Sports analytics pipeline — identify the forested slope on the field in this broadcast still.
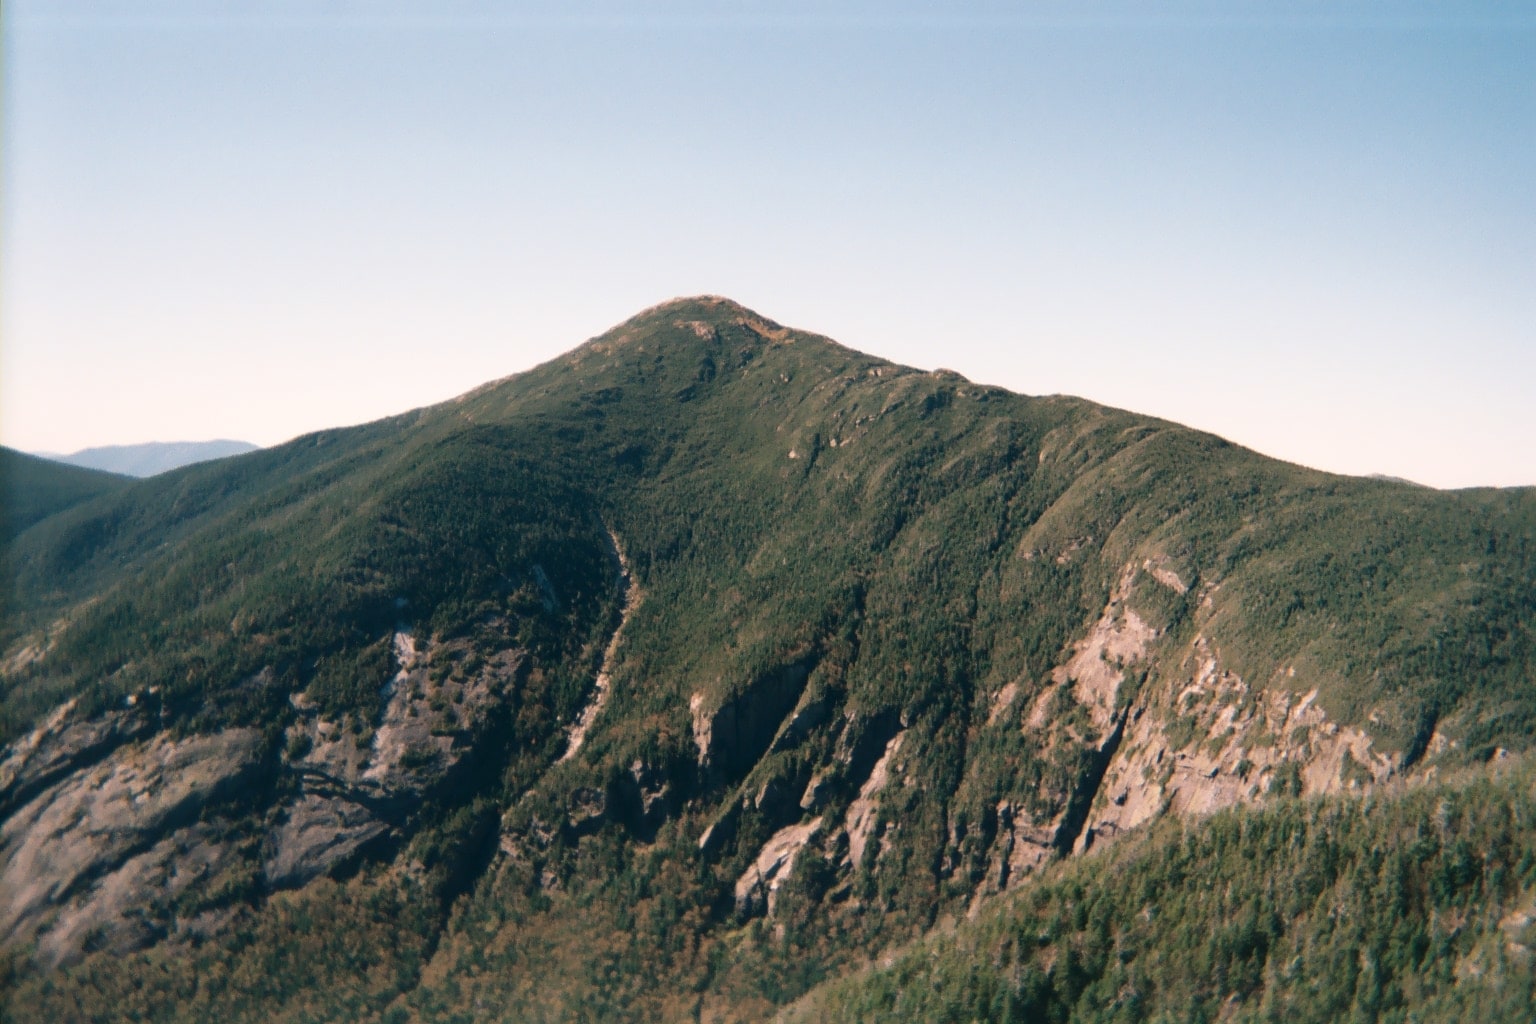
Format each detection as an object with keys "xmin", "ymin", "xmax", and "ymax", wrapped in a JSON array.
[
  {"xmin": 0, "ymin": 448, "xmax": 130, "ymax": 541},
  {"xmin": 2, "ymin": 297, "xmax": 1532, "ymax": 1021},
  {"xmin": 787, "ymin": 759, "xmax": 1536, "ymax": 1024}
]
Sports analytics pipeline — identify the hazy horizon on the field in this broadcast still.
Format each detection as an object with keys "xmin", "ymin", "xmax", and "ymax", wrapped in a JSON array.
[{"xmin": 4, "ymin": 1, "xmax": 1532, "ymax": 488}]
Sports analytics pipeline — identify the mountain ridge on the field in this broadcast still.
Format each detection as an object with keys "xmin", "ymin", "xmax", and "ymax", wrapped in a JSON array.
[
  {"xmin": 0, "ymin": 448, "xmax": 133, "ymax": 542},
  {"xmin": 1, "ymin": 297, "xmax": 1532, "ymax": 1021}
]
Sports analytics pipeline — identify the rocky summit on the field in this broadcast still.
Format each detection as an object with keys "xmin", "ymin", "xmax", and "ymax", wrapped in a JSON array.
[{"xmin": 2, "ymin": 298, "xmax": 1533, "ymax": 1022}]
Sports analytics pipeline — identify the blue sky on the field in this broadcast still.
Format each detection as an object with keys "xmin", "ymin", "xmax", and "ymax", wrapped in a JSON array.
[{"xmin": 3, "ymin": 1, "xmax": 1532, "ymax": 487}]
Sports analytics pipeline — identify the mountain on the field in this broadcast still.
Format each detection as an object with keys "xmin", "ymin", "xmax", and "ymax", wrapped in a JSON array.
[
  {"xmin": 0, "ymin": 447, "xmax": 132, "ymax": 541},
  {"xmin": 37, "ymin": 439, "xmax": 260, "ymax": 478},
  {"xmin": 1, "ymin": 297, "xmax": 1532, "ymax": 1022}
]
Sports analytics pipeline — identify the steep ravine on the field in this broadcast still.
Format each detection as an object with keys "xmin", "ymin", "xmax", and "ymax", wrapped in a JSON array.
[{"xmin": 559, "ymin": 525, "xmax": 640, "ymax": 764}]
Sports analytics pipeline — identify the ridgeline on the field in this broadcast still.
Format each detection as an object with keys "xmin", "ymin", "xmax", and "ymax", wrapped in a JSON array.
[{"xmin": 3, "ymin": 298, "xmax": 1532, "ymax": 1022}]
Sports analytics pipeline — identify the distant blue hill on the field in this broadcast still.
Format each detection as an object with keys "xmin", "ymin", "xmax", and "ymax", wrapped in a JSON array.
[{"xmin": 37, "ymin": 439, "xmax": 260, "ymax": 477}]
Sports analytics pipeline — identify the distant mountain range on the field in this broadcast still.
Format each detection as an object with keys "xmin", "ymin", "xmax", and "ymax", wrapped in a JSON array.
[
  {"xmin": 1, "ymin": 298, "xmax": 1532, "ymax": 1022},
  {"xmin": 34, "ymin": 439, "xmax": 259, "ymax": 478}
]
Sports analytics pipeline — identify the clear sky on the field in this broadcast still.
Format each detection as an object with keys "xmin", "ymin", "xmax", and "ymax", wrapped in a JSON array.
[{"xmin": 3, "ymin": 1, "xmax": 1532, "ymax": 488}]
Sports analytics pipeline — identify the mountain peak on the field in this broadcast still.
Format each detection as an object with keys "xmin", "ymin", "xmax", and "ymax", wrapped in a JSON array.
[
  {"xmin": 633, "ymin": 294, "xmax": 759, "ymax": 318},
  {"xmin": 613, "ymin": 295, "xmax": 790, "ymax": 339},
  {"xmin": 555, "ymin": 296, "xmax": 801, "ymax": 372}
]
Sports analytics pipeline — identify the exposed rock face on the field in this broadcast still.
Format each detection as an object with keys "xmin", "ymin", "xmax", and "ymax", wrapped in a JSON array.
[
  {"xmin": 1027, "ymin": 563, "xmax": 1155, "ymax": 736},
  {"xmin": 1078, "ymin": 638, "xmax": 1397, "ymax": 851},
  {"xmin": 264, "ymin": 793, "xmax": 388, "ymax": 890},
  {"xmin": 0, "ymin": 548, "xmax": 1444, "ymax": 978},
  {"xmin": 0, "ymin": 727, "xmax": 264, "ymax": 966},
  {"xmin": 0, "ymin": 698, "xmax": 153, "ymax": 819},
  {"xmin": 0, "ymin": 622, "xmax": 528, "ymax": 965},
  {"xmin": 937, "ymin": 564, "xmax": 1163, "ymax": 892},
  {"xmin": 1021, "ymin": 562, "xmax": 1399, "ymax": 870},
  {"xmin": 842, "ymin": 732, "xmax": 903, "ymax": 868},
  {"xmin": 731, "ymin": 715, "xmax": 908, "ymax": 920},
  {"xmin": 696, "ymin": 556, "xmax": 1432, "ymax": 932},
  {"xmin": 953, "ymin": 558, "xmax": 1409, "ymax": 903},
  {"xmin": 692, "ymin": 654, "xmax": 818, "ymax": 779},
  {"xmin": 366, "ymin": 632, "xmax": 517, "ymax": 787},
  {"xmin": 734, "ymin": 817, "xmax": 823, "ymax": 918},
  {"xmin": 799, "ymin": 770, "xmax": 835, "ymax": 812},
  {"xmin": 270, "ymin": 629, "xmax": 524, "ymax": 886},
  {"xmin": 989, "ymin": 802, "xmax": 1057, "ymax": 892},
  {"xmin": 28, "ymin": 825, "xmax": 242, "ymax": 968}
]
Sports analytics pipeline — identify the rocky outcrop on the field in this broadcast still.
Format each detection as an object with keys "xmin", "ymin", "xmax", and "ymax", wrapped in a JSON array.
[
  {"xmin": 1027, "ymin": 563, "xmax": 1156, "ymax": 737},
  {"xmin": 691, "ymin": 653, "xmax": 818, "ymax": 780},
  {"xmin": 1077, "ymin": 636, "xmax": 1398, "ymax": 851},
  {"xmin": 971, "ymin": 559, "xmax": 1408, "ymax": 896},
  {"xmin": 270, "ymin": 629, "xmax": 524, "ymax": 886},
  {"xmin": 0, "ymin": 538, "xmax": 1435, "ymax": 983},
  {"xmin": 947, "ymin": 564, "xmax": 1161, "ymax": 885},
  {"xmin": 0, "ymin": 697, "xmax": 154, "ymax": 819},
  {"xmin": 0, "ymin": 618, "xmax": 531, "ymax": 967},
  {"xmin": 0, "ymin": 727, "xmax": 264, "ymax": 966},
  {"xmin": 988, "ymin": 802, "xmax": 1058, "ymax": 891},
  {"xmin": 28, "ymin": 824, "xmax": 242, "ymax": 968},
  {"xmin": 264, "ymin": 793, "xmax": 388, "ymax": 889},
  {"xmin": 734, "ymin": 817, "xmax": 824, "ymax": 918},
  {"xmin": 707, "ymin": 557, "xmax": 1430, "ymax": 929},
  {"xmin": 842, "ymin": 732, "xmax": 903, "ymax": 868},
  {"xmin": 799, "ymin": 718, "xmax": 891, "ymax": 815},
  {"xmin": 730, "ymin": 715, "xmax": 907, "ymax": 919}
]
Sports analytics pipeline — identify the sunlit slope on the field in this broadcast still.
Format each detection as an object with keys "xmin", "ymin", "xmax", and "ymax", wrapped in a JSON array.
[
  {"xmin": 8, "ymin": 297, "xmax": 1529, "ymax": 755},
  {"xmin": 1, "ymin": 297, "xmax": 1532, "ymax": 1021}
]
